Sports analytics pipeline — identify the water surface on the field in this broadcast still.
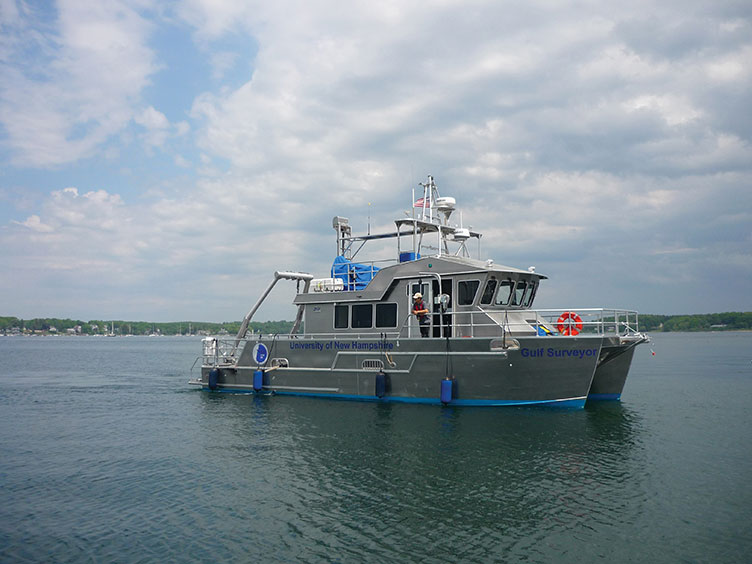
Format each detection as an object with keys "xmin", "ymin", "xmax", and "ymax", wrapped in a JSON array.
[{"xmin": 1, "ymin": 333, "xmax": 750, "ymax": 562}]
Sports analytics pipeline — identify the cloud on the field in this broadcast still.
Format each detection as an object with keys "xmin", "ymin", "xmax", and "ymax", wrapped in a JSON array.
[
  {"xmin": 209, "ymin": 50, "xmax": 238, "ymax": 80},
  {"xmin": 13, "ymin": 214, "xmax": 54, "ymax": 232},
  {"xmin": 0, "ymin": 0, "xmax": 157, "ymax": 166},
  {"xmin": 1, "ymin": 0, "xmax": 751, "ymax": 319},
  {"xmin": 183, "ymin": 1, "xmax": 752, "ymax": 183},
  {"xmin": 0, "ymin": 176, "xmax": 339, "ymax": 319},
  {"xmin": 134, "ymin": 106, "xmax": 172, "ymax": 147}
]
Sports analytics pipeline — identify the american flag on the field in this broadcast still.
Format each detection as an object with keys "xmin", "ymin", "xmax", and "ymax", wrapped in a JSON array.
[{"xmin": 413, "ymin": 197, "xmax": 431, "ymax": 208}]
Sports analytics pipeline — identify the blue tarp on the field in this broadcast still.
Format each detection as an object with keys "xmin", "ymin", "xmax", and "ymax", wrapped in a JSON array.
[{"xmin": 331, "ymin": 255, "xmax": 380, "ymax": 291}]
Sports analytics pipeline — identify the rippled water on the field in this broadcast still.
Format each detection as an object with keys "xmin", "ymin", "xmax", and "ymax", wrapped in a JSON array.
[{"xmin": 1, "ymin": 333, "xmax": 750, "ymax": 563}]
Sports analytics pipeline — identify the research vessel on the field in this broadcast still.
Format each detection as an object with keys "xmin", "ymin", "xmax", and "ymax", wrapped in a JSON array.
[{"xmin": 190, "ymin": 176, "xmax": 647, "ymax": 407}]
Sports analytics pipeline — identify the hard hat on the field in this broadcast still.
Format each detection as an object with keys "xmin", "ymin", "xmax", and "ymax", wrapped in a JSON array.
[{"xmin": 413, "ymin": 292, "xmax": 422, "ymax": 299}]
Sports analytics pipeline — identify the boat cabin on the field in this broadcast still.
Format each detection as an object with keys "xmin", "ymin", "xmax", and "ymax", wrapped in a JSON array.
[
  {"xmin": 297, "ymin": 255, "xmax": 545, "ymax": 338},
  {"xmin": 292, "ymin": 176, "xmax": 547, "ymax": 339}
]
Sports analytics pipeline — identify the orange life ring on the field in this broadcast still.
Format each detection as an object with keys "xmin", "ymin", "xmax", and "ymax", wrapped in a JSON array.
[{"xmin": 556, "ymin": 311, "xmax": 583, "ymax": 336}]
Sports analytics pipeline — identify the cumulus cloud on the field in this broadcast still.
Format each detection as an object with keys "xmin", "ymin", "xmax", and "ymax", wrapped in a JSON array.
[
  {"xmin": 14, "ymin": 214, "xmax": 54, "ymax": 233},
  {"xmin": 0, "ymin": 0, "xmax": 157, "ymax": 166},
  {"xmin": 1, "ymin": 0, "xmax": 751, "ymax": 319},
  {"xmin": 134, "ymin": 106, "xmax": 169, "ymax": 146},
  {"xmin": 132, "ymin": 105, "xmax": 190, "ymax": 149},
  {"xmin": 184, "ymin": 1, "xmax": 751, "ymax": 180},
  {"xmin": 0, "ymin": 177, "xmax": 334, "ymax": 319}
]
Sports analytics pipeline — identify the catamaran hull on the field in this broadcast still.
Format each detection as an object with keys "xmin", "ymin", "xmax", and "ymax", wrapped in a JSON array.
[
  {"xmin": 194, "ymin": 336, "xmax": 603, "ymax": 408},
  {"xmin": 589, "ymin": 337, "xmax": 643, "ymax": 401}
]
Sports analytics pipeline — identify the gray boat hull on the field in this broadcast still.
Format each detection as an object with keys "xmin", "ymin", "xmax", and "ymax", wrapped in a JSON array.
[
  {"xmin": 196, "ymin": 336, "xmax": 605, "ymax": 407},
  {"xmin": 588, "ymin": 336, "xmax": 643, "ymax": 401}
]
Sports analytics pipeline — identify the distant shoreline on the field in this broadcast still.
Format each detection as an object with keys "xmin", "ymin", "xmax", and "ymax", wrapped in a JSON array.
[
  {"xmin": 0, "ymin": 317, "xmax": 293, "ymax": 337},
  {"xmin": 3, "ymin": 313, "xmax": 751, "ymax": 336}
]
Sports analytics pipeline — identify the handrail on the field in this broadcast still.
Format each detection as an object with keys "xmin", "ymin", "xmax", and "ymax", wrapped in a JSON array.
[
  {"xmin": 201, "ymin": 307, "xmax": 643, "ymax": 366},
  {"xmin": 396, "ymin": 312, "xmax": 415, "ymax": 338}
]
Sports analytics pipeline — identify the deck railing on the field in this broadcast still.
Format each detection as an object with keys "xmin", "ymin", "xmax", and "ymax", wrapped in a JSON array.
[
  {"xmin": 394, "ymin": 307, "xmax": 641, "ymax": 339},
  {"xmin": 201, "ymin": 308, "xmax": 643, "ymax": 366},
  {"xmin": 522, "ymin": 308, "xmax": 641, "ymax": 336}
]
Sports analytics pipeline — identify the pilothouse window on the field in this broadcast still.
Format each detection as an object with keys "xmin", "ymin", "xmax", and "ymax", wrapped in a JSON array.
[
  {"xmin": 512, "ymin": 280, "xmax": 527, "ymax": 306},
  {"xmin": 458, "ymin": 280, "xmax": 480, "ymax": 306},
  {"xmin": 524, "ymin": 282, "xmax": 537, "ymax": 307},
  {"xmin": 481, "ymin": 278, "xmax": 497, "ymax": 305},
  {"xmin": 495, "ymin": 280, "xmax": 513, "ymax": 306}
]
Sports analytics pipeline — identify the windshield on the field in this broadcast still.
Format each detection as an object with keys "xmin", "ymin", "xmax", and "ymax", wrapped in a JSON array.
[
  {"xmin": 511, "ymin": 280, "xmax": 527, "ymax": 306},
  {"xmin": 524, "ymin": 282, "xmax": 537, "ymax": 307},
  {"xmin": 480, "ymin": 278, "xmax": 497, "ymax": 305},
  {"xmin": 494, "ymin": 280, "xmax": 513, "ymax": 306}
]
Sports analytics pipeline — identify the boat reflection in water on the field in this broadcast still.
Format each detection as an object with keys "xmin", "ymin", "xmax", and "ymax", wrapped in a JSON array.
[
  {"xmin": 190, "ymin": 176, "xmax": 648, "ymax": 407},
  {"xmin": 194, "ymin": 392, "xmax": 646, "ymax": 561}
]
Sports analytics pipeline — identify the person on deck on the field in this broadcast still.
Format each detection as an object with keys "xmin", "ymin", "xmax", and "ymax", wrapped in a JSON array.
[{"xmin": 412, "ymin": 293, "xmax": 430, "ymax": 338}]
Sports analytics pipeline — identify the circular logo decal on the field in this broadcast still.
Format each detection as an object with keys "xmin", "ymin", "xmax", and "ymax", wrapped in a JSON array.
[{"xmin": 252, "ymin": 343, "xmax": 269, "ymax": 364}]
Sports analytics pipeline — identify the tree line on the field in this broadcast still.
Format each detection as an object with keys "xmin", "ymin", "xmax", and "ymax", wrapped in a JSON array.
[
  {"xmin": 638, "ymin": 312, "xmax": 752, "ymax": 332},
  {"xmin": 0, "ymin": 317, "xmax": 294, "ymax": 336},
  {"xmin": 2, "ymin": 312, "xmax": 751, "ymax": 335}
]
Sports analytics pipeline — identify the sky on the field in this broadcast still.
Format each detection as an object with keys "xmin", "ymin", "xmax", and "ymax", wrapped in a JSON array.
[{"xmin": 1, "ymin": 0, "xmax": 751, "ymax": 322}]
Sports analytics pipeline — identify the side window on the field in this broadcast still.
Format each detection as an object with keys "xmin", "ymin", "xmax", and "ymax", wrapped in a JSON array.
[
  {"xmin": 495, "ymin": 279, "xmax": 513, "ymax": 305},
  {"xmin": 334, "ymin": 305, "xmax": 348, "ymax": 329},
  {"xmin": 512, "ymin": 280, "xmax": 527, "ymax": 306},
  {"xmin": 480, "ymin": 278, "xmax": 497, "ymax": 305},
  {"xmin": 457, "ymin": 280, "xmax": 480, "ymax": 306},
  {"xmin": 351, "ymin": 304, "xmax": 373, "ymax": 329},
  {"xmin": 375, "ymin": 303, "xmax": 397, "ymax": 327},
  {"xmin": 524, "ymin": 282, "xmax": 537, "ymax": 307}
]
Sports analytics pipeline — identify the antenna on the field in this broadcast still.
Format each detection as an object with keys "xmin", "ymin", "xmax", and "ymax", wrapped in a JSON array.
[{"xmin": 418, "ymin": 175, "xmax": 434, "ymax": 222}]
